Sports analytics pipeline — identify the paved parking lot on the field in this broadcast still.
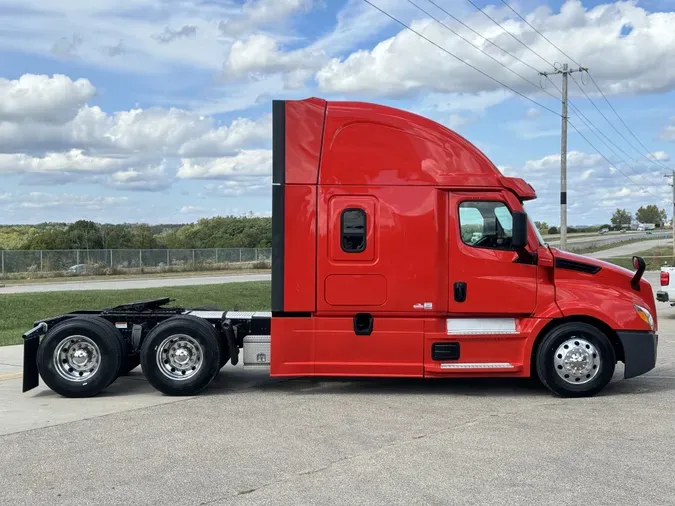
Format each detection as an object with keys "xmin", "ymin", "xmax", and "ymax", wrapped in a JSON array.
[{"xmin": 1, "ymin": 276, "xmax": 674, "ymax": 506}]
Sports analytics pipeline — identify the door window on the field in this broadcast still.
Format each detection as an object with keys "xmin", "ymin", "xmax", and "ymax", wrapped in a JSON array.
[
  {"xmin": 341, "ymin": 208, "xmax": 367, "ymax": 252},
  {"xmin": 458, "ymin": 201, "xmax": 514, "ymax": 249}
]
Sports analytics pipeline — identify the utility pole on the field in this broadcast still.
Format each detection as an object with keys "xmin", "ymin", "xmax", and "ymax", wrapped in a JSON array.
[
  {"xmin": 539, "ymin": 63, "xmax": 588, "ymax": 251},
  {"xmin": 665, "ymin": 171, "xmax": 675, "ymax": 263}
]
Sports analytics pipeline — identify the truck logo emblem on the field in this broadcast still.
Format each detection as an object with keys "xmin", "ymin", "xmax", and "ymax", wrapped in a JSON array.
[
  {"xmin": 413, "ymin": 302, "xmax": 433, "ymax": 310},
  {"xmin": 256, "ymin": 353, "xmax": 267, "ymax": 362}
]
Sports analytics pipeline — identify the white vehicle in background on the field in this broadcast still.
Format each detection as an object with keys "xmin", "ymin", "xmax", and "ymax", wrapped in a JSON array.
[{"xmin": 656, "ymin": 266, "xmax": 675, "ymax": 306}]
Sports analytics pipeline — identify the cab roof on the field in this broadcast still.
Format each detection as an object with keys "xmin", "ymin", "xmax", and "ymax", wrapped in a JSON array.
[{"xmin": 275, "ymin": 97, "xmax": 536, "ymax": 201}]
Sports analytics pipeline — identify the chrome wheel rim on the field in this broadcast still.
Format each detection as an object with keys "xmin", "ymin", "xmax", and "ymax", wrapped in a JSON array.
[
  {"xmin": 554, "ymin": 336, "xmax": 600, "ymax": 385},
  {"xmin": 156, "ymin": 334, "xmax": 203, "ymax": 380},
  {"xmin": 54, "ymin": 335, "xmax": 101, "ymax": 382}
]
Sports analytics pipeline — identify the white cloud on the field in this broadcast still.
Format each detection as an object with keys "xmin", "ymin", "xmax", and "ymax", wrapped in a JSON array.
[
  {"xmin": 152, "ymin": 25, "xmax": 197, "ymax": 44},
  {"xmin": 0, "ymin": 74, "xmax": 273, "ymax": 193},
  {"xmin": 180, "ymin": 205, "xmax": 207, "ymax": 214},
  {"xmin": 224, "ymin": 34, "xmax": 325, "ymax": 80},
  {"xmin": 660, "ymin": 119, "xmax": 675, "ymax": 142},
  {"xmin": 0, "ymin": 74, "xmax": 96, "ymax": 123},
  {"xmin": 650, "ymin": 150, "xmax": 670, "ymax": 161},
  {"xmin": 0, "ymin": 0, "xmax": 237, "ymax": 73},
  {"xmin": 2, "ymin": 191, "xmax": 128, "ymax": 210},
  {"xmin": 0, "ymin": 76, "xmax": 270, "ymax": 157},
  {"xmin": 179, "ymin": 115, "xmax": 272, "ymax": 157},
  {"xmin": 218, "ymin": 0, "xmax": 313, "ymax": 37},
  {"xmin": 177, "ymin": 149, "xmax": 272, "ymax": 180},
  {"xmin": 204, "ymin": 179, "xmax": 271, "ymax": 197},
  {"xmin": 580, "ymin": 168, "xmax": 594, "ymax": 180},
  {"xmin": 510, "ymin": 149, "xmax": 672, "ymax": 226},
  {"xmin": 0, "ymin": 149, "xmax": 124, "ymax": 174},
  {"xmin": 316, "ymin": 1, "xmax": 675, "ymax": 98},
  {"xmin": 526, "ymin": 107, "xmax": 541, "ymax": 119},
  {"xmin": 523, "ymin": 151, "xmax": 604, "ymax": 172},
  {"xmin": 446, "ymin": 114, "xmax": 474, "ymax": 130}
]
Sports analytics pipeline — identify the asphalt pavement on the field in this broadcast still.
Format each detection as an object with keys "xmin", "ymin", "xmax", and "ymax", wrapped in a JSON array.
[{"xmin": 0, "ymin": 273, "xmax": 673, "ymax": 505}]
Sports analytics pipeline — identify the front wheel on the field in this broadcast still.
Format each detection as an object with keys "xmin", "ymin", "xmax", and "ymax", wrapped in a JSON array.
[{"xmin": 535, "ymin": 322, "xmax": 616, "ymax": 398}]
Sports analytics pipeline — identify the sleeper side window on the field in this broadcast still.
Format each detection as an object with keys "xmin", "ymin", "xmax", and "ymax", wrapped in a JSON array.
[
  {"xmin": 341, "ymin": 208, "xmax": 366, "ymax": 252},
  {"xmin": 458, "ymin": 201, "xmax": 514, "ymax": 250}
]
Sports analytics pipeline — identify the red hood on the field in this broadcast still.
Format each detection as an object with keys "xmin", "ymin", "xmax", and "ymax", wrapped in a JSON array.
[
  {"xmin": 550, "ymin": 248, "xmax": 657, "ymax": 328},
  {"xmin": 552, "ymin": 248, "xmax": 636, "ymax": 278}
]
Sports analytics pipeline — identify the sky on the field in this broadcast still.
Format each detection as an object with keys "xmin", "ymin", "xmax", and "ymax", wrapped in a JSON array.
[{"xmin": 0, "ymin": 0, "xmax": 674, "ymax": 226}]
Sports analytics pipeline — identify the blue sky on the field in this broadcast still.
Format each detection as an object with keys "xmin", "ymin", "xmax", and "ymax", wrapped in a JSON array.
[{"xmin": 0, "ymin": 0, "xmax": 673, "ymax": 226}]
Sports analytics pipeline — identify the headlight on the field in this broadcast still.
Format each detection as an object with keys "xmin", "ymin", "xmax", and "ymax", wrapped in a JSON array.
[{"xmin": 634, "ymin": 304, "xmax": 655, "ymax": 330}]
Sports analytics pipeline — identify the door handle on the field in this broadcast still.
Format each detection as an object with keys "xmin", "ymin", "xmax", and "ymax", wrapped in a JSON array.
[
  {"xmin": 454, "ymin": 281, "xmax": 467, "ymax": 302},
  {"xmin": 353, "ymin": 313, "xmax": 373, "ymax": 335}
]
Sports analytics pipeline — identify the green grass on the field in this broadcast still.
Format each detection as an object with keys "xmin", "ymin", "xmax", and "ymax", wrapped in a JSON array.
[
  {"xmin": 600, "ymin": 245, "xmax": 674, "ymax": 271},
  {"xmin": 569, "ymin": 236, "xmax": 664, "ymax": 255},
  {"xmin": 0, "ymin": 281, "xmax": 270, "ymax": 347}
]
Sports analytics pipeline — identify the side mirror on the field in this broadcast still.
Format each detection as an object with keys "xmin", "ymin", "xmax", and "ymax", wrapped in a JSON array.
[
  {"xmin": 512, "ymin": 211, "xmax": 535, "ymax": 264},
  {"xmin": 512, "ymin": 211, "xmax": 528, "ymax": 249}
]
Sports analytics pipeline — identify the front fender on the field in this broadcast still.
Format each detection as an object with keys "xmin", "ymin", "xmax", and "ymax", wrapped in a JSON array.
[{"xmin": 555, "ymin": 280, "xmax": 652, "ymax": 332}]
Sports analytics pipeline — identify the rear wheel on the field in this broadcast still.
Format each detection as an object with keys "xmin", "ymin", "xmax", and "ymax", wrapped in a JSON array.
[
  {"xmin": 140, "ymin": 315, "xmax": 221, "ymax": 396},
  {"xmin": 37, "ymin": 317, "xmax": 123, "ymax": 398},
  {"xmin": 536, "ymin": 322, "xmax": 616, "ymax": 398}
]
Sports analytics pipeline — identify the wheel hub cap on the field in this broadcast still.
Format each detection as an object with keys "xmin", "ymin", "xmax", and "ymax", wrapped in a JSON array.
[
  {"xmin": 53, "ymin": 336, "xmax": 101, "ymax": 382},
  {"xmin": 156, "ymin": 334, "xmax": 203, "ymax": 380},
  {"xmin": 554, "ymin": 337, "xmax": 600, "ymax": 385}
]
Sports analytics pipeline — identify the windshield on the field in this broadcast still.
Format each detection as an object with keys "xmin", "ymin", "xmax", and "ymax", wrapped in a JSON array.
[{"xmin": 522, "ymin": 202, "xmax": 546, "ymax": 246}]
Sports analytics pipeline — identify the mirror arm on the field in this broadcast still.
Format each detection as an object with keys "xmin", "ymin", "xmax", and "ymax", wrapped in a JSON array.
[{"xmin": 515, "ymin": 247, "xmax": 537, "ymax": 264}]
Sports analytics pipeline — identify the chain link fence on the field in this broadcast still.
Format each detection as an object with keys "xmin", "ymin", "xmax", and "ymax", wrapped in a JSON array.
[{"xmin": 0, "ymin": 248, "xmax": 272, "ymax": 279}]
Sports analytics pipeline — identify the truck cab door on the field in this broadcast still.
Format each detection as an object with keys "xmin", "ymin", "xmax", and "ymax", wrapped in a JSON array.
[{"xmin": 448, "ymin": 192, "xmax": 537, "ymax": 315}]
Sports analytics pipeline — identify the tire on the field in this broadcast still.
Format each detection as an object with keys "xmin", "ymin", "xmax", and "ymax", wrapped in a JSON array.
[
  {"xmin": 140, "ymin": 315, "xmax": 221, "ymax": 396},
  {"xmin": 73, "ymin": 315, "xmax": 129, "ymax": 386},
  {"xmin": 36, "ymin": 317, "xmax": 124, "ymax": 398},
  {"xmin": 535, "ymin": 322, "xmax": 616, "ymax": 398}
]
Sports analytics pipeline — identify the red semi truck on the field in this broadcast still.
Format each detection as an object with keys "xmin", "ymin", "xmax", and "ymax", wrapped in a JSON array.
[{"xmin": 20, "ymin": 97, "xmax": 658, "ymax": 398}]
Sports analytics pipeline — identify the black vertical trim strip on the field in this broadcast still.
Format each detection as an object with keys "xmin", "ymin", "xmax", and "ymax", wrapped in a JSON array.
[
  {"xmin": 272, "ymin": 100, "xmax": 285, "ymax": 185},
  {"xmin": 560, "ymin": 191, "xmax": 567, "ymax": 205},
  {"xmin": 271, "ymin": 100, "xmax": 286, "ymax": 312}
]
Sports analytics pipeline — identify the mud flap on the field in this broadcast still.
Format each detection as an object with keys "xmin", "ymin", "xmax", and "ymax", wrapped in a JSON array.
[
  {"xmin": 22, "ymin": 333, "xmax": 40, "ymax": 392},
  {"xmin": 223, "ymin": 321, "xmax": 238, "ymax": 366},
  {"xmin": 617, "ymin": 331, "xmax": 658, "ymax": 379}
]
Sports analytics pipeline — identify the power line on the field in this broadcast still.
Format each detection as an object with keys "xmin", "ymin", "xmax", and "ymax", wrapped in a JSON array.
[
  {"xmin": 569, "ymin": 73, "xmax": 668, "ymax": 171},
  {"xmin": 419, "ymin": 0, "xmax": 540, "ymax": 75},
  {"xmin": 496, "ymin": 0, "xmax": 669, "ymax": 172},
  {"xmin": 585, "ymin": 72, "xmax": 671, "ymax": 170},
  {"xmin": 463, "ymin": 0, "xmax": 555, "ymax": 68},
  {"xmin": 458, "ymin": 0, "xmax": 664, "ymax": 195},
  {"xmin": 362, "ymin": 0, "xmax": 664, "ymax": 207},
  {"xmin": 546, "ymin": 75, "xmax": 665, "ymax": 188},
  {"xmin": 498, "ymin": 0, "xmax": 581, "ymax": 68},
  {"xmin": 360, "ymin": 0, "xmax": 562, "ymax": 116},
  {"xmin": 567, "ymin": 118, "xmax": 662, "ymax": 200},
  {"xmin": 405, "ymin": 0, "xmax": 562, "ymax": 102}
]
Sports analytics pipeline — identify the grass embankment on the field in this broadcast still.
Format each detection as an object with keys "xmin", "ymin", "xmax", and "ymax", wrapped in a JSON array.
[
  {"xmin": 570, "ymin": 236, "xmax": 663, "ymax": 255},
  {"xmin": 0, "ymin": 281, "xmax": 271, "ymax": 347},
  {"xmin": 0, "ymin": 268, "xmax": 270, "ymax": 286},
  {"xmin": 600, "ymin": 245, "xmax": 673, "ymax": 271}
]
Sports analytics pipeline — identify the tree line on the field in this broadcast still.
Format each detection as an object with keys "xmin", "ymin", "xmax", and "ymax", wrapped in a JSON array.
[
  {"xmin": 532, "ymin": 205, "xmax": 670, "ymax": 235},
  {"xmin": 0, "ymin": 217, "xmax": 273, "ymax": 250},
  {"xmin": 610, "ymin": 205, "xmax": 669, "ymax": 229}
]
